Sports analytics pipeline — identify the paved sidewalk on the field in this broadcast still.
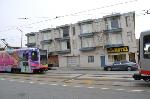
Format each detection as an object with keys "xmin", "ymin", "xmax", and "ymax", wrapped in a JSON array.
[{"xmin": 49, "ymin": 67, "xmax": 138, "ymax": 75}]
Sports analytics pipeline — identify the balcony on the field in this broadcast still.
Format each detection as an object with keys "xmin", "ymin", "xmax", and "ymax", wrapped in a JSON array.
[
  {"xmin": 79, "ymin": 33, "xmax": 94, "ymax": 38},
  {"xmin": 79, "ymin": 47, "xmax": 96, "ymax": 51},
  {"xmin": 41, "ymin": 39, "xmax": 52, "ymax": 44},
  {"xmin": 103, "ymin": 28, "xmax": 122, "ymax": 33},
  {"xmin": 54, "ymin": 36, "xmax": 70, "ymax": 41},
  {"xmin": 104, "ymin": 44, "xmax": 124, "ymax": 48},
  {"xmin": 56, "ymin": 49, "xmax": 71, "ymax": 54},
  {"xmin": 25, "ymin": 32, "xmax": 36, "ymax": 36},
  {"xmin": 25, "ymin": 43, "xmax": 36, "ymax": 47}
]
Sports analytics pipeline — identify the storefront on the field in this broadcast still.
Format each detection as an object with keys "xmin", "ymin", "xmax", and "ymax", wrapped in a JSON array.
[{"xmin": 107, "ymin": 46, "xmax": 136, "ymax": 63}]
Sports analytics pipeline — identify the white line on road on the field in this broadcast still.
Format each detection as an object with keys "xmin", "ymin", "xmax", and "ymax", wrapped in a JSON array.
[
  {"xmin": 74, "ymin": 86, "xmax": 82, "ymax": 88},
  {"xmin": 115, "ymin": 89, "xmax": 125, "ymax": 91},
  {"xmin": 1, "ymin": 78, "xmax": 5, "ymax": 80},
  {"xmin": 62, "ymin": 85, "xmax": 67, "ymax": 86},
  {"xmin": 50, "ymin": 83, "xmax": 58, "ymax": 86},
  {"xmin": 19, "ymin": 81, "xmax": 25, "ymax": 83},
  {"xmin": 87, "ymin": 87, "xmax": 95, "ymax": 89},
  {"xmin": 39, "ymin": 82, "xmax": 47, "ymax": 85},
  {"xmin": 131, "ymin": 90, "xmax": 144, "ymax": 92},
  {"xmin": 9, "ymin": 79, "xmax": 15, "ymax": 82},
  {"xmin": 101, "ymin": 88, "xmax": 110, "ymax": 90},
  {"xmin": 29, "ymin": 81, "xmax": 34, "ymax": 84}
]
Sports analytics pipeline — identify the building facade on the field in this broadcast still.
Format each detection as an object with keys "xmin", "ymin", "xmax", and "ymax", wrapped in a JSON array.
[{"xmin": 26, "ymin": 12, "xmax": 137, "ymax": 69}]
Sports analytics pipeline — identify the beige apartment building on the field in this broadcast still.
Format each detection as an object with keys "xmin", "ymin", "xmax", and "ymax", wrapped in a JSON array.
[{"xmin": 26, "ymin": 12, "xmax": 137, "ymax": 69}]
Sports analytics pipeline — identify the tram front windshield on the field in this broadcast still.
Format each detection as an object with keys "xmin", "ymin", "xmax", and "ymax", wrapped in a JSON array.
[
  {"xmin": 143, "ymin": 35, "xmax": 150, "ymax": 59},
  {"xmin": 31, "ymin": 51, "xmax": 38, "ymax": 61}
]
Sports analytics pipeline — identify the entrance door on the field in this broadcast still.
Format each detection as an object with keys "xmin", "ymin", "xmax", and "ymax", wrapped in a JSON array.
[{"xmin": 100, "ymin": 56, "xmax": 105, "ymax": 67}]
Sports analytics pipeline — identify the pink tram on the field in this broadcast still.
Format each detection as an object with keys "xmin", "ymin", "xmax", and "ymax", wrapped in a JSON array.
[
  {"xmin": 133, "ymin": 30, "xmax": 150, "ymax": 82},
  {"xmin": 0, "ymin": 48, "xmax": 48, "ymax": 73}
]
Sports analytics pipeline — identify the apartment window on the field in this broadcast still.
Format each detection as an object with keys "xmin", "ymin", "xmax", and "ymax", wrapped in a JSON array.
[
  {"xmin": 43, "ymin": 32, "xmax": 51, "ymax": 40},
  {"xmin": 88, "ymin": 56, "xmax": 94, "ymax": 63},
  {"xmin": 125, "ymin": 16, "xmax": 130, "ymax": 27},
  {"xmin": 61, "ymin": 41, "xmax": 70, "ymax": 50},
  {"xmin": 127, "ymin": 32, "xmax": 132, "ymax": 42},
  {"xmin": 63, "ymin": 26, "xmax": 69, "ymax": 37},
  {"xmin": 81, "ymin": 37, "xmax": 94, "ymax": 48},
  {"xmin": 72, "ymin": 27, "xmax": 75, "ymax": 35},
  {"xmin": 81, "ymin": 23, "xmax": 92, "ymax": 34},
  {"xmin": 67, "ymin": 41, "xmax": 70, "ymax": 49},
  {"xmin": 111, "ymin": 17, "xmax": 119, "ymax": 29},
  {"xmin": 28, "ymin": 36, "xmax": 35, "ymax": 43},
  {"xmin": 106, "ymin": 34, "xmax": 122, "ymax": 45}
]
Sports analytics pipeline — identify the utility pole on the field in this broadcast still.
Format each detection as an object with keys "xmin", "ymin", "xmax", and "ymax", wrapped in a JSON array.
[{"xmin": 16, "ymin": 28, "xmax": 23, "ymax": 48}]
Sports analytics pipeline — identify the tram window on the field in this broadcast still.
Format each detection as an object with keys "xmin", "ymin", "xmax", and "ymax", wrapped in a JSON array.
[
  {"xmin": 143, "ymin": 35, "xmax": 150, "ymax": 59},
  {"xmin": 31, "ymin": 51, "xmax": 38, "ymax": 61},
  {"xmin": 23, "ymin": 52, "xmax": 28, "ymax": 61}
]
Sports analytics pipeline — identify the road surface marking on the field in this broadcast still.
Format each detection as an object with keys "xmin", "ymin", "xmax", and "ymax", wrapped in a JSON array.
[
  {"xmin": 39, "ymin": 82, "xmax": 47, "ymax": 85},
  {"xmin": 0, "ymin": 78, "xmax": 5, "ymax": 80},
  {"xmin": 74, "ymin": 86, "xmax": 82, "ymax": 88},
  {"xmin": 19, "ymin": 80, "xmax": 25, "ymax": 83},
  {"xmin": 87, "ymin": 87, "xmax": 95, "ymax": 89},
  {"xmin": 116, "ymin": 89, "xmax": 125, "ymax": 91},
  {"xmin": 50, "ymin": 83, "xmax": 58, "ymax": 86},
  {"xmin": 101, "ymin": 88, "xmax": 110, "ymax": 90},
  {"xmin": 131, "ymin": 90, "xmax": 144, "ymax": 92},
  {"xmin": 62, "ymin": 85, "xmax": 67, "ymax": 86},
  {"xmin": 29, "ymin": 81, "xmax": 34, "ymax": 84},
  {"xmin": 9, "ymin": 79, "xmax": 15, "ymax": 82}
]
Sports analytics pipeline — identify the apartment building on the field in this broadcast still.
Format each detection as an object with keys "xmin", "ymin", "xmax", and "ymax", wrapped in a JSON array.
[{"xmin": 26, "ymin": 12, "xmax": 137, "ymax": 69}]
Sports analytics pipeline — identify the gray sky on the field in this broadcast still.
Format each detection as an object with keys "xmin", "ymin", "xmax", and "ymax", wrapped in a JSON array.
[{"xmin": 0, "ymin": 0, "xmax": 149, "ymax": 47}]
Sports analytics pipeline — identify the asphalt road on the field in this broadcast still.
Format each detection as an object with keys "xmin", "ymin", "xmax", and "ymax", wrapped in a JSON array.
[{"xmin": 0, "ymin": 79, "xmax": 150, "ymax": 99}]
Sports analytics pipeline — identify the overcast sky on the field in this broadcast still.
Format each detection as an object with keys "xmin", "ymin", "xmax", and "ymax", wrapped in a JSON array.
[{"xmin": 0, "ymin": 0, "xmax": 149, "ymax": 47}]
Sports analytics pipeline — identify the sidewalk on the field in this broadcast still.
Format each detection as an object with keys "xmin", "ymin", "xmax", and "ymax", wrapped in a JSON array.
[{"xmin": 49, "ymin": 67, "xmax": 138, "ymax": 75}]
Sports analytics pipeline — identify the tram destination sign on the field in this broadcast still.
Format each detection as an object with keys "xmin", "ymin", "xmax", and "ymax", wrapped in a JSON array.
[{"xmin": 107, "ymin": 46, "xmax": 129, "ymax": 53}]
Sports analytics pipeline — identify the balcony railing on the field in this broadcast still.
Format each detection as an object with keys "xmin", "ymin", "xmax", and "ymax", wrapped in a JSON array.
[
  {"xmin": 41, "ymin": 39, "xmax": 52, "ymax": 44},
  {"xmin": 79, "ymin": 47, "xmax": 96, "ymax": 51},
  {"xmin": 25, "ymin": 43, "xmax": 36, "ymax": 47},
  {"xmin": 25, "ymin": 33, "xmax": 35, "ymax": 36},
  {"xmin": 56, "ymin": 49, "xmax": 71, "ymax": 54},
  {"xmin": 103, "ymin": 28, "xmax": 122, "ymax": 33},
  {"xmin": 79, "ymin": 33, "xmax": 94, "ymax": 38},
  {"xmin": 54, "ymin": 36, "xmax": 70, "ymax": 41},
  {"xmin": 104, "ymin": 44, "xmax": 124, "ymax": 48}
]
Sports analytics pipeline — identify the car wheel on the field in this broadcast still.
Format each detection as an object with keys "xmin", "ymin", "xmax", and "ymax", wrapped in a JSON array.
[
  {"xmin": 127, "ymin": 67, "xmax": 132, "ymax": 71},
  {"xmin": 107, "ymin": 67, "xmax": 112, "ymax": 71}
]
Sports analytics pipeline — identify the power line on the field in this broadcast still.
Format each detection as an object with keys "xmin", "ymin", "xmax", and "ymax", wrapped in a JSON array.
[{"xmin": 0, "ymin": 0, "xmax": 142, "ymax": 33}]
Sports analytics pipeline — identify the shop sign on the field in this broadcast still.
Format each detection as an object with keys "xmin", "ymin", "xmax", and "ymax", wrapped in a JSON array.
[{"xmin": 107, "ymin": 46, "xmax": 129, "ymax": 53}]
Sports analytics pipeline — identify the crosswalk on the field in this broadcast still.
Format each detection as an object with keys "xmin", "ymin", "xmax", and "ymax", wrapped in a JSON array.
[{"xmin": 0, "ymin": 77, "xmax": 150, "ymax": 94}]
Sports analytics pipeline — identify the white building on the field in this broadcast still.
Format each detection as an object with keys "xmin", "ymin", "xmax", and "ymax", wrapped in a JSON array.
[{"xmin": 26, "ymin": 12, "xmax": 137, "ymax": 69}]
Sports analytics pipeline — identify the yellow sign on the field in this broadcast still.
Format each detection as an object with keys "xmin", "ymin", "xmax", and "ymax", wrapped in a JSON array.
[{"xmin": 107, "ymin": 46, "xmax": 129, "ymax": 53}]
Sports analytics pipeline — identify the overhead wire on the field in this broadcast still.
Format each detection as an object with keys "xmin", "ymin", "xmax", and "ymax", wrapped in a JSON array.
[{"xmin": 0, "ymin": 0, "xmax": 143, "ymax": 33}]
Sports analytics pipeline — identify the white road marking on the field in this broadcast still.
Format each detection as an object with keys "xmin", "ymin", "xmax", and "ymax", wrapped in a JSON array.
[
  {"xmin": 50, "ymin": 83, "xmax": 58, "ymax": 86},
  {"xmin": 62, "ymin": 85, "xmax": 67, "ymax": 86},
  {"xmin": 39, "ymin": 82, "xmax": 47, "ymax": 85},
  {"xmin": 1, "ymin": 78, "xmax": 5, "ymax": 80},
  {"xmin": 29, "ymin": 81, "xmax": 34, "ymax": 84},
  {"xmin": 131, "ymin": 90, "xmax": 144, "ymax": 92},
  {"xmin": 9, "ymin": 79, "xmax": 15, "ymax": 82},
  {"xmin": 116, "ymin": 89, "xmax": 125, "ymax": 91},
  {"xmin": 74, "ymin": 86, "xmax": 82, "ymax": 88},
  {"xmin": 87, "ymin": 87, "xmax": 95, "ymax": 89},
  {"xmin": 101, "ymin": 88, "xmax": 110, "ymax": 90},
  {"xmin": 19, "ymin": 81, "xmax": 25, "ymax": 83}
]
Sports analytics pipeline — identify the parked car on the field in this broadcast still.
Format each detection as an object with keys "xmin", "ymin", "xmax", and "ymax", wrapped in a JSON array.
[{"xmin": 104, "ymin": 60, "xmax": 138, "ymax": 71}]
